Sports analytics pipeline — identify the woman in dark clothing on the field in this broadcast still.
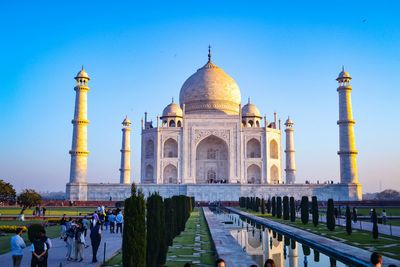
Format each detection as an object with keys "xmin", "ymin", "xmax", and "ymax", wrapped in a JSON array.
[{"xmin": 90, "ymin": 221, "xmax": 102, "ymax": 263}]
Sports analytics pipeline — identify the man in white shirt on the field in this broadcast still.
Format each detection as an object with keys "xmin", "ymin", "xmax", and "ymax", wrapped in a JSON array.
[{"xmin": 10, "ymin": 227, "xmax": 26, "ymax": 267}]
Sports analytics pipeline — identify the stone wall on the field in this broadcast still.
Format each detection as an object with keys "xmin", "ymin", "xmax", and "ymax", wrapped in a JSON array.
[{"xmin": 66, "ymin": 182, "xmax": 362, "ymax": 201}]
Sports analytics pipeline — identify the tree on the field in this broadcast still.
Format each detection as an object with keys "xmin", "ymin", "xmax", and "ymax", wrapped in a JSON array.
[
  {"xmin": 271, "ymin": 197, "xmax": 276, "ymax": 217},
  {"xmin": 311, "ymin": 196, "xmax": 319, "ymax": 227},
  {"xmin": 17, "ymin": 189, "xmax": 41, "ymax": 214},
  {"xmin": 289, "ymin": 197, "xmax": 296, "ymax": 222},
  {"xmin": 372, "ymin": 209, "xmax": 379, "ymax": 239},
  {"xmin": 266, "ymin": 198, "xmax": 271, "ymax": 214},
  {"xmin": 283, "ymin": 196, "xmax": 289, "ymax": 220},
  {"xmin": 0, "ymin": 179, "xmax": 16, "ymax": 205},
  {"xmin": 300, "ymin": 196, "xmax": 309, "ymax": 224},
  {"xmin": 276, "ymin": 197, "xmax": 282, "ymax": 219},
  {"xmin": 326, "ymin": 198, "xmax": 335, "ymax": 231},
  {"xmin": 122, "ymin": 183, "xmax": 146, "ymax": 267},
  {"xmin": 261, "ymin": 198, "xmax": 265, "ymax": 214},
  {"xmin": 345, "ymin": 206, "xmax": 352, "ymax": 235},
  {"xmin": 376, "ymin": 189, "xmax": 400, "ymax": 200}
]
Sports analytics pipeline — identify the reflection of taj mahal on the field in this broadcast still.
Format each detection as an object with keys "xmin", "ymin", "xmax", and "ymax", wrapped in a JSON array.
[
  {"xmin": 66, "ymin": 48, "xmax": 362, "ymax": 201},
  {"xmin": 141, "ymin": 48, "xmax": 283, "ymax": 186}
]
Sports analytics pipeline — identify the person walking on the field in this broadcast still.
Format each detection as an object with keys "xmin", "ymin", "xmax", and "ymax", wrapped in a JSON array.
[
  {"xmin": 108, "ymin": 211, "xmax": 116, "ymax": 233},
  {"xmin": 115, "ymin": 211, "xmax": 123, "ymax": 234},
  {"xmin": 74, "ymin": 223, "xmax": 85, "ymax": 262},
  {"xmin": 10, "ymin": 227, "xmax": 26, "ymax": 267},
  {"xmin": 90, "ymin": 219, "xmax": 102, "ymax": 263},
  {"xmin": 381, "ymin": 210, "xmax": 387, "ymax": 225},
  {"xmin": 30, "ymin": 234, "xmax": 47, "ymax": 267},
  {"xmin": 39, "ymin": 230, "xmax": 52, "ymax": 267},
  {"xmin": 60, "ymin": 214, "xmax": 67, "ymax": 239}
]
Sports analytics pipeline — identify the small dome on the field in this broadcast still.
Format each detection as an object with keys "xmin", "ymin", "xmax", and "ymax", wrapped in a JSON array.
[
  {"xmin": 285, "ymin": 117, "xmax": 294, "ymax": 126},
  {"xmin": 162, "ymin": 100, "xmax": 183, "ymax": 118},
  {"xmin": 75, "ymin": 66, "xmax": 90, "ymax": 80},
  {"xmin": 336, "ymin": 67, "xmax": 351, "ymax": 81},
  {"xmin": 179, "ymin": 49, "xmax": 241, "ymax": 115},
  {"xmin": 242, "ymin": 99, "xmax": 261, "ymax": 118},
  {"xmin": 122, "ymin": 116, "xmax": 131, "ymax": 126}
]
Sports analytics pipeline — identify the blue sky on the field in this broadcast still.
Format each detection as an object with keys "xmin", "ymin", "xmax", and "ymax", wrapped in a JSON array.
[{"xmin": 0, "ymin": 1, "xmax": 399, "ymax": 193}]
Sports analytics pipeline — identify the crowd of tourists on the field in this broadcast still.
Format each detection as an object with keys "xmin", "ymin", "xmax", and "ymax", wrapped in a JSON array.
[{"xmin": 9, "ymin": 206, "xmax": 123, "ymax": 266}]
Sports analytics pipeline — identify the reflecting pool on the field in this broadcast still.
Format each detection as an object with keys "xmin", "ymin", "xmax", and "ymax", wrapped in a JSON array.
[{"xmin": 214, "ymin": 209, "xmax": 350, "ymax": 267}]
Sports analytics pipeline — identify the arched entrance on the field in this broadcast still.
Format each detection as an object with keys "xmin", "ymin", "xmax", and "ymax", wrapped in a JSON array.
[
  {"xmin": 163, "ymin": 164, "xmax": 178, "ymax": 184},
  {"xmin": 247, "ymin": 164, "xmax": 261, "ymax": 184},
  {"xmin": 196, "ymin": 135, "xmax": 229, "ymax": 184}
]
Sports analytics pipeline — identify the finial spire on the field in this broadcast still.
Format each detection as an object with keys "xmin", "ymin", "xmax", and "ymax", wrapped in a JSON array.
[
  {"xmin": 172, "ymin": 97, "xmax": 174, "ymax": 103},
  {"xmin": 81, "ymin": 65, "xmax": 84, "ymax": 71},
  {"xmin": 208, "ymin": 45, "xmax": 211, "ymax": 62},
  {"xmin": 342, "ymin": 65, "xmax": 344, "ymax": 72},
  {"xmin": 248, "ymin": 97, "xmax": 251, "ymax": 104}
]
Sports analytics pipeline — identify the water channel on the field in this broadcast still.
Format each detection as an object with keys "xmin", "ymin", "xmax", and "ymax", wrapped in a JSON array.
[{"xmin": 212, "ymin": 208, "xmax": 353, "ymax": 267}]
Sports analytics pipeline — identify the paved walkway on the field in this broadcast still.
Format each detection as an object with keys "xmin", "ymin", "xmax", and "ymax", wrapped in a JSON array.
[
  {"xmin": 229, "ymin": 208, "xmax": 400, "ymax": 267},
  {"xmin": 203, "ymin": 207, "xmax": 257, "ymax": 267},
  {"xmin": 0, "ymin": 228, "xmax": 122, "ymax": 267}
]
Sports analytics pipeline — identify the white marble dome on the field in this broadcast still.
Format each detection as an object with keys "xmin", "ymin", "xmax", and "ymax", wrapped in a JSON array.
[
  {"xmin": 242, "ymin": 99, "xmax": 261, "ymax": 118},
  {"xmin": 75, "ymin": 67, "xmax": 90, "ymax": 80},
  {"xmin": 162, "ymin": 100, "xmax": 183, "ymax": 118},
  {"xmin": 179, "ymin": 60, "xmax": 241, "ymax": 115}
]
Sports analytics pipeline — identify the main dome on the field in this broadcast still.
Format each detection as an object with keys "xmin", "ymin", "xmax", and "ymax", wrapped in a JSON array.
[{"xmin": 179, "ymin": 57, "xmax": 241, "ymax": 115}]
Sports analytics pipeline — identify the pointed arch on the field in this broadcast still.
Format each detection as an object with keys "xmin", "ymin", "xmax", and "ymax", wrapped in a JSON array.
[
  {"xmin": 145, "ymin": 164, "xmax": 154, "ymax": 182},
  {"xmin": 270, "ymin": 165, "xmax": 279, "ymax": 184},
  {"xmin": 163, "ymin": 164, "xmax": 178, "ymax": 184},
  {"xmin": 247, "ymin": 138, "xmax": 261, "ymax": 158},
  {"xmin": 247, "ymin": 164, "xmax": 261, "ymax": 184},
  {"xmin": 163, "ymin": 138, "xmax": 178, "ymax": 158},
  {"xmin": 270, "ymin": 139, "xmax": 278, "ymax": 159},
  {"xmin": 145, "ymin": 139, "xmax": 154, "ymax": 159}
]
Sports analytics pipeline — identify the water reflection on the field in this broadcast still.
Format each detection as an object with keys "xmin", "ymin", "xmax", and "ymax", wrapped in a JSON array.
[{"xmin": 218, "ymin": 212, "xmax": 346, "ymax": 267}]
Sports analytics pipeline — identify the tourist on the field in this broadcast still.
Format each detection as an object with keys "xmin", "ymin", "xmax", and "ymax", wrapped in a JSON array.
[
  {"xmin": 108, "ymin": 211, "xmax": 116, "ymax": 233},
  {"xmin": 370, "ymin": 252, "xmax": 382, "ymax": 267},
  {"xmin": 40, "ymin": 229, "xmax": 52, "ymax": 267},
  {"xmin": 116, "ymin": 211, "xmax": 123, "ymax": 234},
  {"xmin": 381, "ymin": 210, "xmax": 387, "ymax": 225},
  {"xmin": 10, "ymin": 227, "xmax": 26, "ymax": 267},
  {"xmin": 369, "ymin": 209, "xmax": 374, "ymax": 222},
  {"xmin": 90, "ymin": 218, "xmax": 102, "ymax": 263},
  {"xmin": 65, "ymin": 224, "xmax": 75, "ymax": 261},
  {"xmin": 30, "ymin": 233, "xmax": 47, "ymax": 267},
  {"xmin": 264, "ymin": 259, "xmax": 276, "ymax": 267},
  {"xmin": 82, "ymin": 216, "xmax": 90, "ymax": 237},
  {"xmin": 215, "ymin": 258, "xmax": 225, "ymax": 267},
  {"xmin": 104, "ymin": 210, "xmax": 110, "ymax": 230},
  {"xmin": 42, "ymin": 207, "xmax": 46, "ymax": 216},
  {"xmin": 74, "ymin": 223, "xmax": 85, "ymax": 262},
  {"xmin": 60, "ymin": 214, "xmax": 67, "ymax": 238},
  {"xmin": 352, "ymin": 207, "xmax": 358, "ymax": 223}
]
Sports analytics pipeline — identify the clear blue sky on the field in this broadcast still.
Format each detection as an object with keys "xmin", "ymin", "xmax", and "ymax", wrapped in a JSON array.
[{"xmin": 0, "ymin": 1, "xmax": 399, "ymax": 193}]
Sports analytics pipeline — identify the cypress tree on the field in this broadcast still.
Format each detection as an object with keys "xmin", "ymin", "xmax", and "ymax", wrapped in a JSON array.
[
  {"xmin": 345, "ymin": 206, "xmax": 352, "ymax": 235},
  {"xmin": 158, "ymin": 197, "xmax": 167, "ymax": 266},
  {"xmin": 271, "ymin": 197, "xmax": 276, "ymax": 217},
  {"xmin": 372, "ymin": 209, "xmax": 379, "ymax": 239},
  {"xmin": 261, "ymin": 198, "xmax": 265, "ymax": 214},
  {"xmin": 266, "ymin": 198, "xmax": 271, "ymax": 214},
  {"xmin": 146, "ymin": 194, "xmax": 159, "ymax": 267},
  {"xmin": 164, "ymin": 198, "xmax": 174, "ymax": 246},
  {"xmin": 122, "ymin": 183, "xmax": 146, "ymax": 267},
  {"xmin": 283, "ymin": 196, "xmax": 289, "ymax": 220},
  {"xmin": 276, "ymin": 196, "xmax": 282, "ymax": 219},
  {"xmin": 302, "ymin": 244, "xmax": 311, "ymax": 256},
  {"xmin": 311, "ymin": 196, "xmax": 319, "ymax": 227},
  {"xmin": 300, "ymin": 196, "xmax": 309, "ymax": 224},
  {"xmin": 330, "ymin": 257, "xmax": 336, "ymax": 267},
  {"xmin": 314, "ymin": 250, "xmax": 320, "ymax": 262},
  {"xmin": 289, "ymin": 197, "xmax": 296, "ymax": 222},
  {"xmin": 327, "ymin": 198, "xmax": 335, "ymax": 231}
]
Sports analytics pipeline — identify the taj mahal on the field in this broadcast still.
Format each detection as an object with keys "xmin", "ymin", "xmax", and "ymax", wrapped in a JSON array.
[{"xmin": 66, "ymin": 48, "xmax": 362, "ymax": 201}]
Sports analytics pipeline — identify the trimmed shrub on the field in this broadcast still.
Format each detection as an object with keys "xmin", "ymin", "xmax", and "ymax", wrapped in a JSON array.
[
  {"xmin": 326, "ymin": 198, "xmax": 335, "ymax": 231},
  {"xmin": 283, "ymin": 196, "xmax": 289, "ymax": 220},
  {"xmin": 289, "ymin": 197, "xmax": 296, "ymax": 222},
  {"xmin": 372, "ymin": 209, "xmax": 379, "ymax": 239},
  {"xmin": 261, "ymin": 198, "xmax": 265, "ymax": 214},
  {"xmin": 271, "ymin": 197, "xmax": 276, "ymax": 217},
  {"xmin": 311, "ymin": 196, "xmax": 319, "ymax": 227},
  {"xmin": 300, "ymin": 196, "xmax": 309, "ymax": 224},
  {"xmin": 266, "ymin": 198, "xmax": 271, "ymax": 214},
  {"xmin": 276, "ymin": 197, "xmax": 282, "ymax": 219},
  {"xmin": 345, "ymin": 206, "xmax": 352, "ymax": 235}
]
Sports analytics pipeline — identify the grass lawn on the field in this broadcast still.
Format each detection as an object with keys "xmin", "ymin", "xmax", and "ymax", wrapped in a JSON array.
[
  {"xmin": 0, "ymin": 207, "xmax": 95, "ymax": 216},
  {"xmin": 0, "ymin": 221, "xmax": 61, "ymax": 254},
  {"xmin": 353, "ymin": 207, "xmax": 400, "ymax": 216},
  {"xmin": 237, "ymin": 207, "xmax": 400, "ymax": 260}
]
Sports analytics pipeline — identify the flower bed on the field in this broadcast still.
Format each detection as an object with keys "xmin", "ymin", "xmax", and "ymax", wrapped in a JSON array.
[{"xmin": 0, "ymin": 225, "xmax": 28, "ymax": 233}]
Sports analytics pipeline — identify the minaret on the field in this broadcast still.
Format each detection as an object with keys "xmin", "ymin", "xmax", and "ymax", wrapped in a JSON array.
[
  {"xmin": 69, "ymin": 67, "xmax": 90, "ymax": 184},
  {"xmin": 284, "ymin": 117, "xmax": 296, "ymax": 184},
  {"xmin": 120, "ymin": 116, "xmax": 131, "ymax": 184},
  {"xmin": 337, "ymin": 67, "xmax": 358, "ymax": 184}
]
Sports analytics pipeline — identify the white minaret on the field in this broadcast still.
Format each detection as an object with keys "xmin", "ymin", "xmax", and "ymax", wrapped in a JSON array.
[
  {"xmin": 284, "ymin": 117, "xmax": 296, "ymax": 184},
  {"xmin": 69, "ymin": 67, "xmax": 90, "ymax": 184},
  {"xmin": 337, "ymin": 67, "xmax": 358, "ymax": 184},
  {"xmin": 120, "ymin": 116, "xmax": 131, "ymax": 184}
]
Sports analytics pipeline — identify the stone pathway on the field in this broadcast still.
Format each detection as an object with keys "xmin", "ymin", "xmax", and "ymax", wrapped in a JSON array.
[
  {"xmin": 203, "ymin": 207, "xmax": 257, "ymax": 267},
  {"xmin": 229, "ymin": 208, "xmax": 400, "ymax": 267},
  {"xmin": 0, "ymin": 228, "xmax": 122, "ymax": 267}
]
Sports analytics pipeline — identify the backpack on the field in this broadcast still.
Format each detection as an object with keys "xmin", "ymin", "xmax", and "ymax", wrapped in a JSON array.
[{"xmin": 33, "ymin": 239, "xmax": 45, "ymax": 255}]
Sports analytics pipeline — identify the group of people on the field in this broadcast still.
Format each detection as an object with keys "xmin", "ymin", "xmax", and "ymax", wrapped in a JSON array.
[
  {"xmin": 10, "ymin": 227, "xmax": 51, "ymax": 267},
  {"xmin": 32, "ymin": 206, "xmax": 46, "ymax": 217}
]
